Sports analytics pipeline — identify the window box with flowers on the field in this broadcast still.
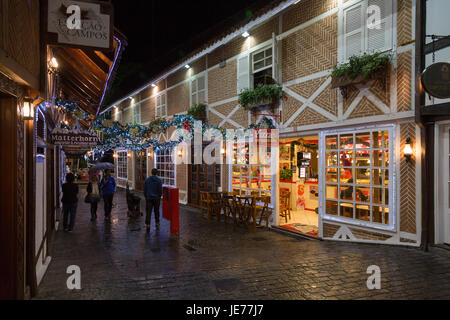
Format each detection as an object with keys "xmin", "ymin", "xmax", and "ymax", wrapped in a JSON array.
[
  {"xmin": 187, "ymin": 103, "xmax": 207, "ymax": 122},
  {"xmin": 238, "ymin": 84, "xmax": 283, "ymax": 112},
  {"xmin": 331, "ymin": 52, "xmax": 391, "ymax": 99}
]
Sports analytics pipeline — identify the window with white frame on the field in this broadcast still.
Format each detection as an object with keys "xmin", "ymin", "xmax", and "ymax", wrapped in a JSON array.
[
  {"xmin": 342, "ymin": 0, "xmax": 393, "ymax": 61},
  {"xmin": 133, "ymin": 104, "xmax": 141, "ymax": 124},
  {"xmin": 155, "ymin": 93, "xmax": 167, "ymax": 118},
  {"xmin": 251, "ymin": 46, "xmax": 273, "ymax": 87},
  {"xmin": 191, "ymin": 75, "xmax": 206, "ymax": 105},
  {"xmin": 155, "ymin": 148, "xmax": 175, "ymax": 186},
  {"xmin": 117, "ymin": 151, "xmax": 128, "ymax": 180},
  {"xmin": 322, "ymin": 127, "xmax": 394, "ymax": 228},
  {"xmin": 231, "ymin": 140, "xmax": 272, "ymax": 202}
]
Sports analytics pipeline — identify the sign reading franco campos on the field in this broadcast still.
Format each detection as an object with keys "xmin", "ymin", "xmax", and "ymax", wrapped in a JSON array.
[
  {"xmin": 51, "ymin": 127, "xmax": 100, "ymax": 147},
  {"xmin": 422, "ymin": 62, "xmax": 450, "ymax": 99},
  {"xmin": 47, "ymin": 0, "xmax": 113, "ymax": 50}
]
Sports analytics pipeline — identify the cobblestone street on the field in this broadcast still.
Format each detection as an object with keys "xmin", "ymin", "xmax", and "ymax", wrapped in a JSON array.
[{"xmin": 35, "ymin": 190, "xmax": 450, "ymax": 300}]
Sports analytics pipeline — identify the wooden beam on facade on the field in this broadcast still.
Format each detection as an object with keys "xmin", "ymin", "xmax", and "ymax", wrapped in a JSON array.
[
  {"xmin": 420, "ymin": 102, "xmax": 450, "ymax": 116},
  {"xmin": 425, "ymin": 36, "xmax": 450, "ymax": 55}
]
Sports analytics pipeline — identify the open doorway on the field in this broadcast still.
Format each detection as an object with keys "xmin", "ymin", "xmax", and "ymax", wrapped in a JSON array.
[{"xmin": 278, "ymin": 136, "xmax": 319, "ymax": 238}]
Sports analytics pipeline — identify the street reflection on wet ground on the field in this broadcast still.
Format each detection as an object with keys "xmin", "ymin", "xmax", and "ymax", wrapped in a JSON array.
[{"xmin": 35, "ymin": 189, "xmax": 450, "ymax": 300}]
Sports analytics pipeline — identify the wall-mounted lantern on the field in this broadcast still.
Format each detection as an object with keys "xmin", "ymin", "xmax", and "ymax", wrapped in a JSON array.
[
  {"xmin": 23, "ymin": 99, "xmax": 34, "ymax": 121},
  {"xmin": 404, "ymin": 138, "xmax": 413, "ymax": 163}
]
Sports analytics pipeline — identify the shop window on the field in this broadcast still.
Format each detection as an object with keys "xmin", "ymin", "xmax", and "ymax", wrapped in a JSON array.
[
  {"xmin": 191, "ymin": 75, "xmax": 206, "ymax": 105},
  {"xmin": 155, "ymin": 148, "xmax": 175, "ymax": 187},
  {"xmin": 322, "ymin": 127, "xmax": 394, "ymax": 228},
  {"xmin": 156, "ymin": 93, "xmax": 167, "ymax": 118},
  {"xmin": 117, "ymin": 151, "xmax": 128, "ymax": 180},
  {"xmin": 231, "ymin": 141, "xmax": 272, "ymax": 201},
  {"xmin": 341, "ymin": 0, "xmax": 393, "ymax": 61}
]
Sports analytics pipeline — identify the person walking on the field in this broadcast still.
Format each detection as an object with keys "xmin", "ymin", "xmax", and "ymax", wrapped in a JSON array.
[
  {"xmin": 87, "ymin": 175, "xmax": 101, "ymax": 222},
  {"xmin": 144, "ymin": 168, "xmax": 163, "ymax": 233},
  {"xmin": 62, "ymin": 173, "xmax": 79, "ymax": 232},
  {"xmin": 101, "ymin": 169, "xmax": 116, "ymax": 221}
]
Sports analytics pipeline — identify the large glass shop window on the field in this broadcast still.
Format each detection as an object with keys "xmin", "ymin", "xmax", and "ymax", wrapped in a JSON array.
[
  {"xmin": 231, "ymin": 140, "xmax": 272, "ymax": 202},
  {"xmin": 323, "ymin": 128, "xmax": 394, "ymax": 227}
]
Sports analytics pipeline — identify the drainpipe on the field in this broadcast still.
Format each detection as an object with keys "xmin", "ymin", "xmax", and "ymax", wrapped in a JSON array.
[{"xmin": 415, "ymin": 0, "xmax": 430, "ymax": 252}]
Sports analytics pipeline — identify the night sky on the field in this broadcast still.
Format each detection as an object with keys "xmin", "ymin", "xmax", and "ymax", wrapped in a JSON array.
[{"xmin": 106, "ymin": 0, "xmax": 273, "ymax": 105}]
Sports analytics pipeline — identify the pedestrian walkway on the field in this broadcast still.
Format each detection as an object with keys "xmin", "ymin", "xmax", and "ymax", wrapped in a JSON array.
[{"xmin": 35, "ymin": 189, "xmax": 450, "ymax": 300}]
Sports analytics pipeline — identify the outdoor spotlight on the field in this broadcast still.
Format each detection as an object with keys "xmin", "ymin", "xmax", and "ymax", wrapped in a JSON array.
[
  {"xmin": 185, "ymin": 64, "xmax": 191, "ymax": 69},
  {"xmin": 151, "ymin": 83, "xmax": 156, "ymax": 87},
  {"xmin": 404, "ymin": 138, "xmax": 413, "ymax": 163},
  {"xmin": 23, "ymin": 99, "xmax": 34, "ymax": 120},
  {"xmin": 242, "ymin": 31, "xmax": 250, "ymax": 38}
]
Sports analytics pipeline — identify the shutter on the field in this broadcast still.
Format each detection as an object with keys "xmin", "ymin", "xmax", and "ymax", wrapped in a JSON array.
[
  {"xmin": 272, "ymin": 33, "xmax": 279, "ymax": 82},
  {"xmin": 367, "ymin": 0, "xmax": 392, "ymax": 52},
  {"xmin": 237, "ymin": 54, "xmax": 250, "ymax": 93},
  {"xmin": 344, "ymin": 3, "xmax": 364, "ymax": 60}
]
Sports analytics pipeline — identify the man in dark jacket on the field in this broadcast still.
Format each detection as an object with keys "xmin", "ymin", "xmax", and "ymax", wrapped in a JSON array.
[
  {"xmin": 62, "ymin": 173, "xmax": 79, "ymax": 232},
  {"xmin": 144, "ymin": 168, "xmax": 163, "ymax": 232}
]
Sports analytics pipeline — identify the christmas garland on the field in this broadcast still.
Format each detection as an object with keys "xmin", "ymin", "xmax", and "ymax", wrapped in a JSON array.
[{"xmin": 56, "ymin": 99, "xmax": 277, "ymax": 152}]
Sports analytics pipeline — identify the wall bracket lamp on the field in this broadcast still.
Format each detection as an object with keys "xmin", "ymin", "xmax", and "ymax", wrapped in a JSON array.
[{"xmin": 404, "ymin": 138, "xmax": 413, "ymax": 163}]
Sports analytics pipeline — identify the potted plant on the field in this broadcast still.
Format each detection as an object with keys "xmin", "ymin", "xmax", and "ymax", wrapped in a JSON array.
[
  {"xmin": 238, "ymin": 84, "xmax": 283, "ymax": 112},
  {"xmin": 280, "ymin": 168, "xmax": 293, "ymax": 181},
  {"xmin": 331, "ymin": 52, "xmax": 391, "ymax": 98},
  {"xmin": 187, "ymin": 103, "xmax": 207, "ymax": 121}
]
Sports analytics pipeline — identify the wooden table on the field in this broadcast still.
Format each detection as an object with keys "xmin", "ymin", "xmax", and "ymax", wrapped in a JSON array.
[{"xmin": 236, "ymin": 195, "xmax": 257, "ymax": 232}]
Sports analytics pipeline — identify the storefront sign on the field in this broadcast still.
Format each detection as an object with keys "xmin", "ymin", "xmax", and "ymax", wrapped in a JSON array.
[
  {"xmin": 47, "ymin": 0, "xmax": 113, "ymax": 50},
  {"xmin": 51, "ymin": 128, "xmax": 100, "ymax": 147},
  {"xmin": 422, "ymin": 62, "xmax": 450, "ymax": 99}
]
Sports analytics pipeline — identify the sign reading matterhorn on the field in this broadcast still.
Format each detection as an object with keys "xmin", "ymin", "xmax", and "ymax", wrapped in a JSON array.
[
  {"xmin": 47, "ymin": 0, "xmax": 113, "ymax": 50},
  {"xmin": 51, "ymin": 122, "xmax": 100, "ymax": 147}
]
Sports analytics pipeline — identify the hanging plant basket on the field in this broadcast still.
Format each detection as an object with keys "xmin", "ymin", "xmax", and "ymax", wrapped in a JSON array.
[{"xmin": 331, "ymin": 52, "xmax": 391, "ymax": 99}]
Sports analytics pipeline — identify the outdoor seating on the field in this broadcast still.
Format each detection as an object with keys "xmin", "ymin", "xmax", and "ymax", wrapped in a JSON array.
[
  {"xmin": 255, "ymin": 195, "xmax": 272, "ymax": 230},
  {"xmin": 279, "ymin": 190, "xmax": 292, "ymax": 224}
]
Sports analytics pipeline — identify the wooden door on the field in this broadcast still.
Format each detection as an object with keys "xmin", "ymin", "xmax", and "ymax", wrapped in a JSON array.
[
  {"xmin": 188, "ymin": 145, "xmax": 221, "ymax": 207},
  {"xmin": 0, "ymin": 94, "xmax": 18, "ymax": 299},
  {"xmin": 135, "ymin": 151, "xmax": 147, "ymax": 192}
]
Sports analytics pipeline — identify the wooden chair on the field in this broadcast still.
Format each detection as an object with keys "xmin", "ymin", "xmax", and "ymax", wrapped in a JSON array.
[
  {"xmin": 279, "ymin": 190, "xmax": 292, "ymax": 224},
  {"xmin": 200, "ymin": 191, "xmax": 210, "ymax": 220},
  {"xmin": 255, "ymin": 195, "xmax": 272, "ymax": 230}
]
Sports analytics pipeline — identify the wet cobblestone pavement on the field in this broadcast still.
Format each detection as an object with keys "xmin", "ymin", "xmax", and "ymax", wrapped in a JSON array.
[{"xmin": 35, "ymin": 190, "xmax": 450, "ymax": 300}]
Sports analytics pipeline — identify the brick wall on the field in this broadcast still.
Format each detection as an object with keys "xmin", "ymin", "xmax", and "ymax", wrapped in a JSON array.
[
  {"xmin": 282, "ymin": 0, "xmax": 338, "ymax": 33},
  {"xmin": 167, "ymin": 82, "xmax": 190, "ymax": 115},
  {"xmin": 208, "ymin": 60, "xmax": 237, "ymax": 104},
  {"xmin": 282, "ymin": 13, "xmax": 337, "ymax": 83}
]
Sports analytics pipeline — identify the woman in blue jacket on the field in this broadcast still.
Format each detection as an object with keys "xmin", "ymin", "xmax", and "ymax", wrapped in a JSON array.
[{"xmin": 101, "ymin": 169, "xmax": 116, "ymax": 221}]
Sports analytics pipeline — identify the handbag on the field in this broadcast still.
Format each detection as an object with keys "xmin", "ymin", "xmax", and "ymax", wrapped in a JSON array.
[{"xmin": 84, "ymin": 193, "xmax": 91, "ymax": 204}]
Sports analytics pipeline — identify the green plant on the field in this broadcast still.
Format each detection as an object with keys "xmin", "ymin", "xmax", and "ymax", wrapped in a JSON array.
[
  {"xmin": 332, "ymin": 52, "xmax": 391, "ymax": 81},
  {"xmin": 187, "ymin": 103, "xmax": 207, "ymax": 119},
  {"xmin": 238, "ymin": 84, "xmax": 283, "ymax": 110},
  {"xmin": 280, "ymin": 168, "xmax": 293, "ymax": 181}
]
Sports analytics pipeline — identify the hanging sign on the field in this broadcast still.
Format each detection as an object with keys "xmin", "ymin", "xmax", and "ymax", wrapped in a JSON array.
[
  {"xmin": 51, "ymin": 127, "xmax": 100, "ymax": 147},
  {"xmin": 422, "ymin": 62, "xmax": 450, "ymax": 99},
  {"xmin": 46, "ymin": 0, "xmax": 113, "ymax": 51}
]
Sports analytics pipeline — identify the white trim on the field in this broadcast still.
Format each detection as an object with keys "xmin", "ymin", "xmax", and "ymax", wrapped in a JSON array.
[{"xmin": 320, "ymin": 124, "xmax": 397, "ymax": 233}]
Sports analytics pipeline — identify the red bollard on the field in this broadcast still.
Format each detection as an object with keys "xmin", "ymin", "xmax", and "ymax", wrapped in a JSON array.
[{"xmin": 162, "ymin": 187, "xmax": 179, "ymax": 237}]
